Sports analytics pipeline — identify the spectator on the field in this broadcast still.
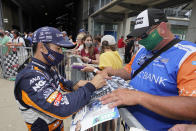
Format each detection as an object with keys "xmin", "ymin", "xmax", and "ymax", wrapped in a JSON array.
[
  {"xmin": 75, "ymin": 33, "xmax": 86, "ymax": 53},
  {"xmin": 117, "ymin": 36, "xmax": 126, "ymax": 61},
  {"xmin": 7, "ymin": 29, "xmax": 27, "ymax": 65},
  {"xmin": 0, "ymin": 30, "xmax": 10, "ymax": 75},
  {"xmin": 100, "ymin": 8, "xmax": 196, "ymax": 131},
  {"xmin": 23, "ymin": 32, "xmax": 33, "ymax": 48},
  {"xmin": 27, "ymin": 32, "xmax": 33, "ymax": 46},
  {"xmin": 4, "ymin": 30, "xmax": 12, "ymax": 39},
  {"xmin": 80, "ymin": 35, "xmax": 99, "ymax": 64},
  {"xmin": 62, "ymin": 31, "xmax": 69, "ymax": 42},
  {"xmin": 9, "ymin": 30, "xmax": 14, "ymax": 38},
  {"xmin": 69, "ymin": 35, "xmax": 73, "ymax": 43},
  {"xmin": 94, "ymin": 35, "xmax": 102, "ymax": 52},
  {"xmin": 0, "ymin": 30, "xmax": 10, "ymax": 55},
  {"xmin": 134, "ymin": 40, "xmax": 142, "ymax": 54},
  {"xmin": 14, "ymin": 26, "xmax": 107, "ymax": 131},
  {"xmin": 124, "ymin": 34, "xmax": 135, "ymax": 63},
  {"xmin": 23, "ymin": 31, "xmax": 28, "ymax": 39},
  {"xmin": 7, "ymin": 29, "xmax": 25, "ymax": 47},
  {"xmin": 79, "ymin": 28, "xmax": 86, "ymax": 34},
  {"xmin": 82, "ymin": 35, "xmax": 122, "ymax": 73}
]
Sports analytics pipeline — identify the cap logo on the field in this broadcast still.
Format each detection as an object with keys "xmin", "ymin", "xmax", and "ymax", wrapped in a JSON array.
[
  {"xmin": 46, "ymin": 36, "xmax": 52, "ymax": 39},
  {"xmin": 39, "ymin": 36, "xmax": 45, "ymax": 39},
  {"xmin": 41, "ymin": 27, "xmax": 50, "ymax": 31},
  {"xmin": 135, "ymin": 17, "xmax": 144, "ymax": 25},
  {"xmin": 134, "ymin": 10, "xmax": 149, "ymax": 29},
  {"xmin": 40, "ymin": 32, "xmax": 44, "ymax": 36},
  {"xmin": 45, "ymin": 32, "xmax": 51, "ymax": 35},
  {"xmin": 152, "ymin": 33, "xmax": 156, "ymax": 38}
]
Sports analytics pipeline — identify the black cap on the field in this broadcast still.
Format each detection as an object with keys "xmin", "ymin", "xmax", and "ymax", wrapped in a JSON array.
[
  {"xmin": 128, "ymin": 8, "xmax": 168, "ymax": 37},
  {"xmin": 126, "ymin": 33, "xmax": 134, "ymax": 40}
]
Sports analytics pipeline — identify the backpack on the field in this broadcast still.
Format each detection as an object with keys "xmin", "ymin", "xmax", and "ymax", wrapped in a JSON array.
[{"xmin": 24, "ymin": 38, "xmax": 31, "ymax": 47}]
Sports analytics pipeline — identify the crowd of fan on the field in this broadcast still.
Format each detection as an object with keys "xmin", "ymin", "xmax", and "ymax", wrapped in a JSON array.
[
  {"xmin": 0, "ymin": 28, "xmax": 140, "ymax": 81},
  {"xmin": 0, "ymin": 28, "xmax": 139, "ymax": 64}
]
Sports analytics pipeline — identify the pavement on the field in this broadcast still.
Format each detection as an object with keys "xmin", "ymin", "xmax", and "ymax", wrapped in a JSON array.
[{"xmin": 0, "ymin": 78, "xmax": 72, "ymax": 131}]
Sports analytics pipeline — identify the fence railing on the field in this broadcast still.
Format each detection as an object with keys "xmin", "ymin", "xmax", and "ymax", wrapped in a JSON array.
[
  {"xmin": 0, "ymin": 45, "xmax": 32, "ymax": 80},
  {"xmin": 117, "ymin": 108, "xmax": 146, "ymax": 131}
]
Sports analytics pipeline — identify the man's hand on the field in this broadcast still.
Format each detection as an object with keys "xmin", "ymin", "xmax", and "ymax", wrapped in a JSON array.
[
  {"xmin": 73, "ymin": 80, "xmax": 89, "ymax": 90},
  {"xmin": 81, "ymin": 65, "xmax": 95, "ymax": 72},
  {"xmin": 102, "ymin": 67, "xmax": 113, "ymax": 76},
  {"xmin": 98, "ymin": 70, "xmax": 111, "ymax": 80},
  {"xmin": 100, "ymin": 88, "xmax": 141, "ymax": 108},
  {"xmin": 81, "ymin": 56, "xmax": 90, "ymax": 63},
  {"xmin": 90, "ymin": 73, "xmax": 107, "ymax": 89}
]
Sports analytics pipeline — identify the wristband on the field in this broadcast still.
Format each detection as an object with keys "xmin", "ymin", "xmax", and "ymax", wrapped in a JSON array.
[{"xmin": 93, "ymin": 68, "xmax": 98, "ymax": 73}]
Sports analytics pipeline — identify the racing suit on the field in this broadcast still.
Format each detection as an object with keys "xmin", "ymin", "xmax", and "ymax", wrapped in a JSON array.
[{"xmin": 14, "ymin": 57, "xmax": 96, "ymax": 131}]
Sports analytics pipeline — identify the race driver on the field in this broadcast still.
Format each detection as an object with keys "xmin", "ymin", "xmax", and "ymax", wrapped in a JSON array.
[{"xmin": 14, "ymin": 27, "xmax": 106, "ymax": 131}]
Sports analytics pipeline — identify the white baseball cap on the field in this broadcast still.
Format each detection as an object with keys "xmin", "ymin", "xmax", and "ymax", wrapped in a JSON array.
[
  {"xmin": 129, "ymin": 8, "xmax": 168, "ymax": 37},
  {"xmin": 101, "ymin": 35, "xmax": 116, "ymax": 45}
]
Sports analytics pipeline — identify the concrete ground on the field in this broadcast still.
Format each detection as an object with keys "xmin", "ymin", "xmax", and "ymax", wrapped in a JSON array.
[{"xmin": 0, "ymin": 78, "xmax": 72, "ymax": 131}]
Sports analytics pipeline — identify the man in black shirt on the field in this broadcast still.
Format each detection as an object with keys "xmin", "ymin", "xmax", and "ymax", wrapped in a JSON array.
[{"xmin": 124, "ymin": 34, "xmax": 135, "ymax": 63}]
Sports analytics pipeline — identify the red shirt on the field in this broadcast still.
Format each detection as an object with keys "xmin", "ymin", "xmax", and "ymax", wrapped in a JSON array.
[
  {"xmin": 80, "ymin": 47, "xmax": 99, "ymax": 60},
  {"xmin": 118, "ymin": 38, "xmax": 125, "ymax": 48}
]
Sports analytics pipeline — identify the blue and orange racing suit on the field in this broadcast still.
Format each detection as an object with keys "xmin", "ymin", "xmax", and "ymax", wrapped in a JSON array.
[{"xmin": 14, "ymin": 57, "xmax": 96, "ymax": 131}]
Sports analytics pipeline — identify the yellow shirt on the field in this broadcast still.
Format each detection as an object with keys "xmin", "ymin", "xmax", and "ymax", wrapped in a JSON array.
[{"xmin": 99, "ymin": 51, "xmax": 123, "ymax": 70}]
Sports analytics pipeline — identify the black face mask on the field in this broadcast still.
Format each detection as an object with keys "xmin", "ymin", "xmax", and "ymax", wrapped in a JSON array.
[{"xmin": 41, "ymin": 44, "xmax": 64, "ymax": 66}]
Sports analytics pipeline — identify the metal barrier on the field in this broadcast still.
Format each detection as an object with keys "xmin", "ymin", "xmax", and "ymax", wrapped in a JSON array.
[
  {"xmin": 0, "ymin": 45, "xmax": 32, "ymax": 80},
  {"xmin": 57, "ymin": 50, "xmax": 70, "ymax": 79},
  {"xmin": 117, "ymin": 108, "xmax": 146, "ymax": 131},
  {"xmin": 68, "ymin": 53, "xmax": 94, "ymax": 83},
  {"xmin": 69, "ymin": 55, "xmax": 145, "ymax": 131},
  {"xmin": 70, "ymin": 56, "xmax": 88, "ymax": 83}
]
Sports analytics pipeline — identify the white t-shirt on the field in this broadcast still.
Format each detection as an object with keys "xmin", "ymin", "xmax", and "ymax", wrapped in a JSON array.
[
  {"xmin": 9, "ymin": 37, "xmax": 25, "ymax": 46},
  {"xmin": 9, "ymin": 37, "xmax": 27, "ymax": 57}
]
